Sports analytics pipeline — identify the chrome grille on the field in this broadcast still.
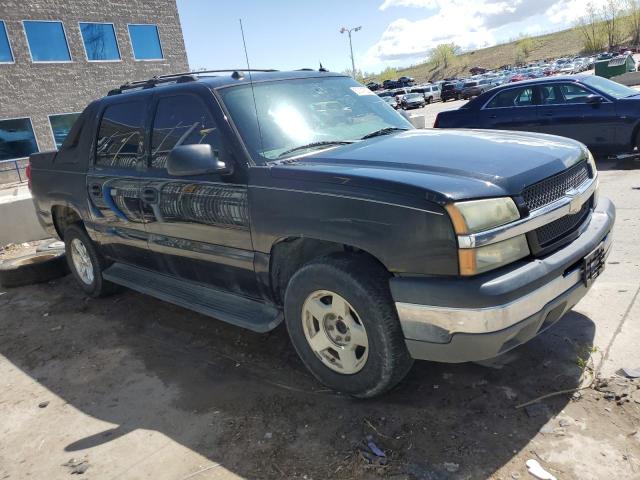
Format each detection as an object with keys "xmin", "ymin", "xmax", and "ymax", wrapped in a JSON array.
[
  {"xmin": 534, "ymin": 199, "xmax": 591, "ymax": 247},
  {"xmin": 522, "ymin": 162, "xmax": 590, "ymax": 211}
]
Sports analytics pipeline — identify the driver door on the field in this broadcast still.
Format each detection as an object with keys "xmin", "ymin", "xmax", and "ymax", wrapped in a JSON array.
[
  {"xmin": 140, "ymin": 90, "xmax": 259, "ymax": 298},
  {"xmin": 536, "ymin": 83, "xmax": 618, "ymax": 151}
]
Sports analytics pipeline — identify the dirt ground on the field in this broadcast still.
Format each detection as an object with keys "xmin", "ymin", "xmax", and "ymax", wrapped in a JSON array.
[{"xmin": 1, "ymin": 161, "xmax": 640, "ymax": 480}]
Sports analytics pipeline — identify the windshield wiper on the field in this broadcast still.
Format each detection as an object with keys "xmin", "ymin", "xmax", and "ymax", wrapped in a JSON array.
[
  {"xmin": 360, "ymin": 127, "xmax": 409, "ymax": 140},
  {"xmin": 277, "ymin": 140, "xmax": 353, "ymax": 159}
]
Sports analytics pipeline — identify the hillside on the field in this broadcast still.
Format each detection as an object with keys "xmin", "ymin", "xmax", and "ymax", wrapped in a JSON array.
[{"xmin": 377, "ymin": 20, "xmax": 633, "ymax": 84}]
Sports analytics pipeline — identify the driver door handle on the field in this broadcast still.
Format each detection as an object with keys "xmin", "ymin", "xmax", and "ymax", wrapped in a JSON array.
[{"xmin": 90, "ymin": 184, "xmax": 102, "ymax": 197}]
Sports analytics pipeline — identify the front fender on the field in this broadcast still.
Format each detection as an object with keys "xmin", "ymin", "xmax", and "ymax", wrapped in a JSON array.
[{"xmin": 249, "ymin": 184, "xmax": 458, "ymax": 276}]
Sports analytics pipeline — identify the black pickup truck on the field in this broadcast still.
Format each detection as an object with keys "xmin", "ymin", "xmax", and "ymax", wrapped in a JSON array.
[{"xmin": 29, "ymin": 70, "xmax": 615, "ymax": 398}]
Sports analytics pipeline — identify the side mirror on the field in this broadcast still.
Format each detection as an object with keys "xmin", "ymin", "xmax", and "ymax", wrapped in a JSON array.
[
  {"xmin": 586, "ymin": 94, "xmax": 603, "ymax": 105},
  {"xmin": 167, "ymin": 144, "xmax": 231, "ymax": 176}
]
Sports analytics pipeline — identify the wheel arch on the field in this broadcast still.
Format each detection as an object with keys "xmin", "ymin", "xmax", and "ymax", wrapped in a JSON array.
[
  {"xmin": 630, "ymin": 119, "xmax": 640, "ymax": 150},
  {"xmin": 268, "ymin": 236, "xmax": 390, "ymax": 304},
  {"xmin": 51, "ymin": 205, "xmax": 83, "ymax": 240}
]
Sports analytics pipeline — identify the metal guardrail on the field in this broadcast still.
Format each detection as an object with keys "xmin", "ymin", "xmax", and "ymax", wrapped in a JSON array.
[{"xmin": 0, "ymin": 158, "xmax": 28, "ymax": 184}]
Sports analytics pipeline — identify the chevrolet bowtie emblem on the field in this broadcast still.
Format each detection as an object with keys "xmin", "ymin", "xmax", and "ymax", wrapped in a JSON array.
[{"xmin": 566, "ymin": 188, "xmax": 583, "ymax": 214}]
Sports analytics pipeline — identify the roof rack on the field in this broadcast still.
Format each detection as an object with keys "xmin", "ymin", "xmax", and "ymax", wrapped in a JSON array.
[
  {"xmin": 107, "ymin": 67, "xmax": 334, "ymax": 96},
  {"xmin": 107, "ymin": 74, "xmax": 198, "ymax": 96},
  {"xmin": 107, "ymin": 69, "xmax": 280, "ymax": 96}
]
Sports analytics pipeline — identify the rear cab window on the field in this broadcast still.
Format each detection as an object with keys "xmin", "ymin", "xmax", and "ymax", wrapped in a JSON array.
[{"xmin": 96, "ymin": 101, "xmax": 146, "ymax": 169}]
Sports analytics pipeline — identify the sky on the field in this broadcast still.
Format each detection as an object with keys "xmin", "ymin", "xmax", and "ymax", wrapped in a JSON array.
[{"xmin": 176, "ymin": 0, "xmax": 607, "ymax": 75}]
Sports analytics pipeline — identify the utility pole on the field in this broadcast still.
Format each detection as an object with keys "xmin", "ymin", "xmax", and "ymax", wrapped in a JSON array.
[{"xmin": 340, "ymin": 26, "xmax": 361, "ymax": 78}]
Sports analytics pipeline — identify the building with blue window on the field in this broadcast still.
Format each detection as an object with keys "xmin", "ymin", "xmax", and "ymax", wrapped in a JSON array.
[{"xmin": 0, "ymin": 1, "xmax": 188, "ymax": 183}]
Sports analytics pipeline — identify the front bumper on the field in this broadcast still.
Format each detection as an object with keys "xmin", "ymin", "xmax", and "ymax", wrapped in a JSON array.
[{"xmin": 392, "ymin": 197, "xmax": 615, "ymax": 363}]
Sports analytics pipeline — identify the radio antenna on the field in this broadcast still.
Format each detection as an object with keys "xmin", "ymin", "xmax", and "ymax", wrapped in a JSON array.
[{"xmin": 239, "ymin": 19, "xmax": 264, "ymax": 155}]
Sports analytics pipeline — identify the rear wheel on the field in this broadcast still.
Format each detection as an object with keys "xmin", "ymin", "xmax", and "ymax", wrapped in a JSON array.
[
  {"xmin": 64, "ymin": 224, "xmax": 120, "ymax": 298},
  {"xmin": 284, "ymin": 254, "xmax": 413, "ymax": 398}
]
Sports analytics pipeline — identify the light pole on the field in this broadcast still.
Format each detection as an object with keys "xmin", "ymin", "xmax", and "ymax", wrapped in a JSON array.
[{"xmin": 340, "ymin": 26, "xmax": 361, "ymax": 78}]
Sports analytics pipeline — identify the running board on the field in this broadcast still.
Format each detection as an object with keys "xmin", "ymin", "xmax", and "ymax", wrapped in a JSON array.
[{"xmin": 103, "ymin": 263, "xmax": 282, "ymax": 333}]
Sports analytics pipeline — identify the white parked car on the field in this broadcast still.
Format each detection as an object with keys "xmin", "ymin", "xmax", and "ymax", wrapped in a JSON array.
[{"xmin": 411, "ymin": 84, "xmax": 441, "ymax": 103}]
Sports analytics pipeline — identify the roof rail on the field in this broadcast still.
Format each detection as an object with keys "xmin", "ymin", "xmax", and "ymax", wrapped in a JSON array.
[
  {"xmin": 107, "ymin": 74, "xmax": 197, "ymax": 96},
  {"xmin": 159, "ymin": 68, "xmax": 279, "ymax": 78},
  {"xmin": 107, "ymin": 69, "xmax": 280, "ymax": 96}
]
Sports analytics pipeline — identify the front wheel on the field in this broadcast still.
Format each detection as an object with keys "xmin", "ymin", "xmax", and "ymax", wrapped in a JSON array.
[{"xmin": 284, "ymin": 254, "xmax": 413, "ymax": 398}]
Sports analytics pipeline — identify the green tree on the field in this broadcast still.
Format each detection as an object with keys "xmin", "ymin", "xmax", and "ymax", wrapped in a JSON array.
[
  {"xmin": 601, "ymin": 0, "xmax": 623, "ymax": 48},
  {"xmin": 514, "ymin": 46, "xmax": 527, "ymax": 65},
  {"xmin": 378, "ymin": 66, "xmax": 398, "ymax": 82},
  {"xmin": 517, "ymin": 37, "xmax": 534, "ymax": 57},
  {"xmin": 627, "ymin": 0, "xmax": 640, "ymax": 45},
  {"xmin": 577, "ymin": 2, "xmax": 605, "ymax": 53},
  {"xmin": 429, "ymin": 43, "xmax": 460, "ymax": 69}
]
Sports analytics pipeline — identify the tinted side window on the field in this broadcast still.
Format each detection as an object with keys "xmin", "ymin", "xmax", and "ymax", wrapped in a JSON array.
[
  {"xmin": 559, "ymin": 83, "xmax": 592, "ymax": 103},
  {"xmin": 540, "ymin": 85, "xmax": 560, "ymax": 104},
  {"xmin": 150, "ymin": 95, "xmax": 219, "ymax": 170},
  {"xmin": 96, "ymin": 102, "xmax": 144, "ymax": 169},
  {"xmin": 485, "ymin": 87, "xmax": 534, "ymax": 108}
]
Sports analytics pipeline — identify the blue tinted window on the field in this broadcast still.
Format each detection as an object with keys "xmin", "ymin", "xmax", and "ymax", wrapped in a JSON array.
[
  {"xmin": 128, "ymin": 24, "xmax": 162, "ymax": 60},
  {"xmin": 80, "ymin": 23, "xmax": 120, "ymax": 61},
  {"xmin": 23, "ymin": 21, "xmax": 71, "ymax": 62},
  {"xmin": 49, "ymin": 113, "xmax": 81, "ymax": 149},
  {"xmin": 0, "ymin": 118, "xmax": 38, "ymax": 161},
  {"xmin": 0, "ymin": 21, "xmax": 13, "ymax": 62}
]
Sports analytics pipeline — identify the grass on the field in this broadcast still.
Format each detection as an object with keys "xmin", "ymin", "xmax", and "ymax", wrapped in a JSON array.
[{"xmin": 372, "ymin": 19, "xmax": 634, "ymax": 84}]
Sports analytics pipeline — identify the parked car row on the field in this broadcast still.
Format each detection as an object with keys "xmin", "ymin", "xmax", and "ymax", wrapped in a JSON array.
[
  {"xmin": 376, "ymin": 83, "xmax": 442, "ymax": 109},
  {"xmin": 372, "ymin": 51, "xmax": 637, "ymax": 108}
]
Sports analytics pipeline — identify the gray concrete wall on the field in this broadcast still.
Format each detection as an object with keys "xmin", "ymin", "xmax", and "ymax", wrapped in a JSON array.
[
  {"xmin": 0, "ymin": 0, "xmax": 189, "ymax": 153},
  {"xmin": 0, "ymin": 186, "xmax": 47, "ymax": 246}
]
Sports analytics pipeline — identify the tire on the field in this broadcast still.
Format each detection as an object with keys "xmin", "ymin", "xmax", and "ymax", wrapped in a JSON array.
[
  {"xmin": 284, "ymin": 254, "xmax": 413, "ymax": 398},
  {"xmin": 0, "ymin": 251, "xmax": 69, "ymax": 288},
  {"xmin": 427, "ymin": 96, "xmax": 433, "ymax": 104},
  {"xmin": 634, "ymin": 129, "xmax": 640, "ymax": 151},
  {"xmin": 63, "ymin": 224, "xmax": 120, "ymax": 298}
]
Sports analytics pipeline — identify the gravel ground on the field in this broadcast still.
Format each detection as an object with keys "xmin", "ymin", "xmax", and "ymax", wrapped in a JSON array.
[{"xmin": 0, "ymin": 160, "xmax": 639, "ymax": 480}]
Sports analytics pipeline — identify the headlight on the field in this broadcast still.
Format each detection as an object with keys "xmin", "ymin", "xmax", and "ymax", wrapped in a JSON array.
[
  {"xmin": 446, "ymin": 197, "xmax": 528, "ymax": 275},
  {"xmin": 445, "ymin": 197, "xmax": 520, "ymax": 234},
  {"xmin": 458, "ymin": 235, "xmax": 530, "ymax": 276}
]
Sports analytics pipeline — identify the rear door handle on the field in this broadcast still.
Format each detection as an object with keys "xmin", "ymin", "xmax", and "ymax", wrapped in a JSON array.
[{"xmin": 142, "ymin": 187, "xmax": 158, "ymax": 203}]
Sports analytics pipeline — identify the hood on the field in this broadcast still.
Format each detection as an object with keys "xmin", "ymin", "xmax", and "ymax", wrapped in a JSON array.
[{"xmin": 269, "ymin": 129, "xmax": 587, "ymax": 203}]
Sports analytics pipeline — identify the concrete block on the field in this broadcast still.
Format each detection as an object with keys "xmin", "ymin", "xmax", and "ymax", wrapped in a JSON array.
[{"xmin": 0, "ymin": 185, "xmax": 48, "ymax": 246}]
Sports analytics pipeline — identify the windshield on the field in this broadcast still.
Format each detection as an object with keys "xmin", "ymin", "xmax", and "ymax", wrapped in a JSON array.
[
  {"xmin": 464, "ymin": 82, "xmax": 478, "ymax": 87},
  {"xmin": 219, "ymin": 76, "xmax": 412, "ymax": 161},
  {"xmin": 581, "ymin": 75, "xmax": 638, "ymax": 99}
]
